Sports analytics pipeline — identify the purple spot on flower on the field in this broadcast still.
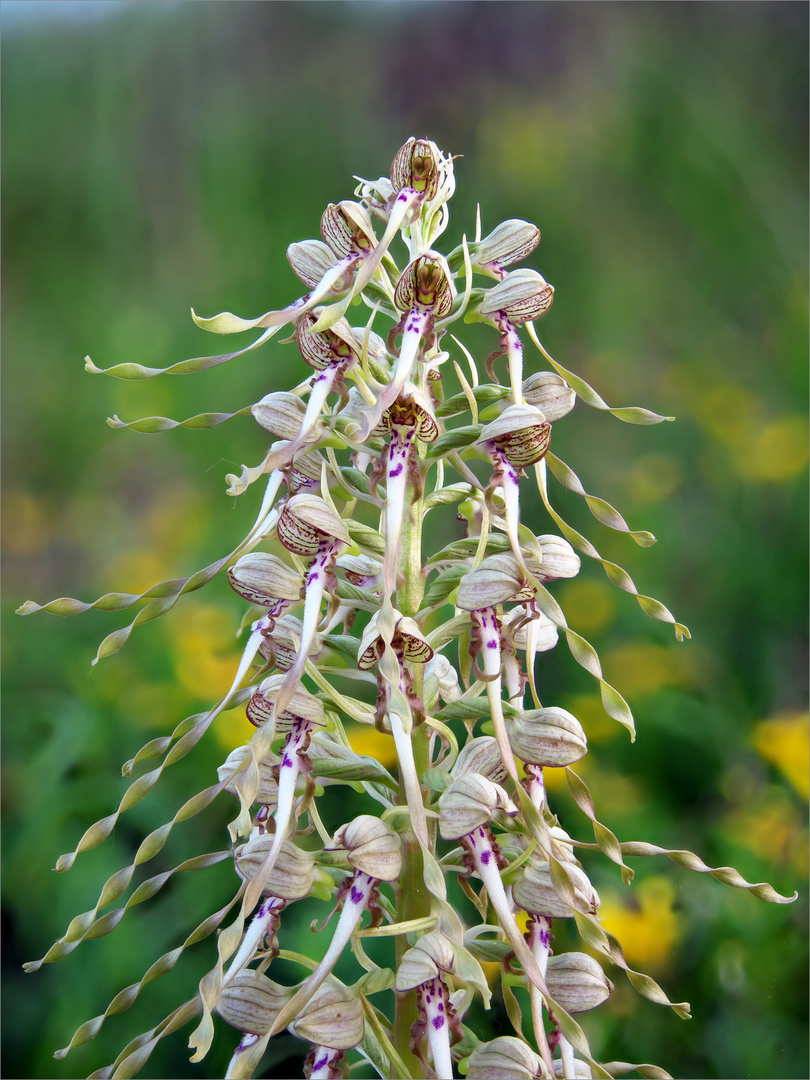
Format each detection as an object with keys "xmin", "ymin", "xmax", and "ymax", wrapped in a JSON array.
[
  {"xmin": 438, "ymin": 1002, "xmax": 444, "ymax": 1012},
  {"xmin": 486, "ymin": 640, "xmax": 498, "ymax": 649},
  {"xmin": 350, "ymin": 886, "xmax": 364, "ymax": 904},
  {"xmin": 480, "ymin": 849, "xmax": 491, "ymax": 865},
  {"xmin": 539, "ymin": 928, "xmax": 551, "ymax": 947},
  {"xmin": 398, "ymin": 192, "xmax": 408, "ymax": 202},
  {"xmin": 390, "ymin": 463, "xmax": 403, "ymax": 477},
  {"xmin": 309, "ymin": 572, "xmax": 319, "ymax": 583},
  {"xmin": 432, "ymin": 1016, "xmax": 445, "ymax": 1030},
  {"xmin": 313, "ymin": 1055, "xmax": 329, "ymax": 1071}
]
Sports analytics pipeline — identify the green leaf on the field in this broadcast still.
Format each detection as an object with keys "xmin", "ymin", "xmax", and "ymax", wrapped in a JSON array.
[
  {"xmin": 426, "ymin": 532, "xmax": 509, "ymax": 565},
  {"xmin": 526, "ymin": 323, "xmax": 674, "ymax": 425},
  {"xmin": 435, "ymin": 384, "xmax": 510, "ymax": 418},
  {"xmin": 420, "ymin": 565, "xmax": 468, "ymax": 608},
  {"xmin": 107, "ymin": 407, "xmax": 252, "ymax": 433},
  {"xmin": 425, "ymin": 424, "xmax": 482, "ymax": 458},
  {"xmin": 84, "ymin": 321, "xmax": 283, "ymax": 381},
  {"xmin": 545, "ymin": 453, "xmax": 656, "ymax": 546},
  {"xmin": 338, "ymin": 466, "xmax": 373, "ymax": 498}
]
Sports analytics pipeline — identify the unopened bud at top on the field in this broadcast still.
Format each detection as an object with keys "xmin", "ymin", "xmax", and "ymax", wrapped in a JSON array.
[
  {"xmin": 391, "ymin": 137, "xmax": 442, "ymax": 200},
  {"xmin": 522, "ymin": 371, "xmax": 576, "ymax": 422},
  {"xmin": 478, "ymin": 268, "xmax": 554, "ymax": 324}
]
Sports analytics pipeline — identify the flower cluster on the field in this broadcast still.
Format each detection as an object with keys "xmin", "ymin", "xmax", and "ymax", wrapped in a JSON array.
[{"xmin": 20, "ymin": 139, "xmax": 796, "ymax": 1080}]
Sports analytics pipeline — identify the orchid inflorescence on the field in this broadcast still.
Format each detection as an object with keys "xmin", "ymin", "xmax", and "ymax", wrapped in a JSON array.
[{"xmin": 20, "ymin": 138, "xmax": 796, "ymax": 1080}]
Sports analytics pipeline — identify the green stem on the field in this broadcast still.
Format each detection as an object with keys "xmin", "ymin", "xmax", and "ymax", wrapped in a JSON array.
[{"xmin": 393, "ymin": 473, "xmax": 431, "ymax": 1074}]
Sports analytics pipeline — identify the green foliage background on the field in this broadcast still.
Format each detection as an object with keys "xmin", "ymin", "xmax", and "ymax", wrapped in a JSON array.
[{"xmin": 2, "ymin": 3, "xmax": 807, "ymax": 1078}]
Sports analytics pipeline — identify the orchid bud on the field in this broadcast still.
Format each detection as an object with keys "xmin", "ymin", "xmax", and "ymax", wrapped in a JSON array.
[
  {"xmin": 456, "ymin": 218, "xmax": 542, "ymax": 279},
  {"xmin": 218, "ymin": 745, "xmax": 280, "ymax": 807},
  {"xmin": 329, "ymin": 815, "xmax": 401, "ymax": 881},
  {"xmin": 336, "ymin": 553, "xmax": 382, "ymax": 585},
  {"xmin": 235, "ymin": 838, "xmax": 317, "ymax": 901},
  {"xmin": 451, "ymin": 736, "xmax": 508, "ymax": 784},
  {"xmin": 289, "ymin": 981, "xmax": 365, "ymax": 1050},
  {"xmin": 455, "ymin": 553, "xmax": 529, "ymax": 611},
  {"xmin": 424, "ymin": 652, "xmax": 462, "ymax": 705},
  {"xmin": 535, "ymin": 534, "xmax": 581, "ymax": 581},
  {"xmin": 396, "ymin": 931, "xmax": 457, "ymax": 992},
  {"xmin": 277, "ymin": 494, "xmax": 351, "ymax": 556},
  {"xmin": 478, "ymin": 268, "xmax": 555, "ymax": 324},
  {"xmin": 320, "ymin": 200, "xmax": 377, "ymax": 258},
  {"xmin": 258, "ymin": 614, "xmax": 322, "ymax": 672},
  {"xmin": 508, "ymin": 707, "xmax": 587, "ymax": 768},
  {"xmin": 296, "ymin": 312, "xmax": 361, "ymax": 371},
  {"xmin": 466, "ymin": 1036, "xmax": 543, "ymax": 1080},
  {"xmin": 217, "ymin": 970, "xmax": 292, "ymax": 1034},
  {"xmin": 227, "ymin": 552, "xmax": 303, "ymax": 607},
  {"xmin": 512, "ymin": 857, "xmax": 600, "ymax": 918},
  {"xmin": 287, "ymin": 239, "xmax": 340, "ymax": 289},
  {"xmin": 477, "ymin": 402, "xmax": 552, "ymax": 468},
  {"xmin": 438, "ymin": 773, "xmax": 518, "ymax": 841},
  {"xmin": 522, "ymin": 371, "xmax": 576, "ymax": 422},
  {"xmin": 246, "ymin": 673, "xmax": 327, "ymax": 731},
  {"xmin": 251, "ymin": 391, "xmax": 306, "ymax": 439},
  {"xmin": 307, "ymin": 734, "xmax": 395, "ymax": 784},
  {"xmin": 390, "ymin": 137, "xmax": 441, "ymax": 199},
  {"xmin": 545, "ymin": 952, "xmax": 613, "ymax": 1013}
]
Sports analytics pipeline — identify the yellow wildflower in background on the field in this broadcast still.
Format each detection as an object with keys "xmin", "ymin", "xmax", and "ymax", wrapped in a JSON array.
[
  {"xmin": 598, "ymin": 876, "xmax": 681, "ymax": 971},
  {"xmin": 751, "ymin": 711, "xmax": 809, "ymax": 799},
  {"xmin": 345, "ymin": 724, "xmax": 398, "ymax": 770}
]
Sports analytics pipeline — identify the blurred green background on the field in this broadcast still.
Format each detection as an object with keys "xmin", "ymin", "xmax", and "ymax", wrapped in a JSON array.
[{"xmin": 2, "ymin": 2, "xmax": 807, "ymax": 1078}]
